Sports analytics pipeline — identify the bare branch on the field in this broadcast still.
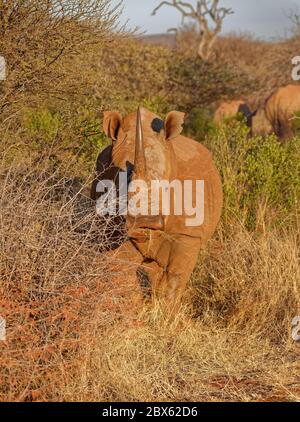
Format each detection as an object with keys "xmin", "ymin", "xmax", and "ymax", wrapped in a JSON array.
[
  {"xmin": 152, "ymin": 0, "xmax": 196, "ymax": 20},
  {"xmin": 152, "ymin": 0, "xmax": 234, "ymax": 60},
  {"xmin": 286, "ymin": 6, "xmax": 300, "ymax": 34}
]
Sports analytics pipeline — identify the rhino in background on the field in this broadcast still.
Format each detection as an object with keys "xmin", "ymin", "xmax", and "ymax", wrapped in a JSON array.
[
  {"xmin": 214, "ymin": 100, "xmax": 257, "ymax": 134},
  {"xmin": 264, "ymin": 84, "xmax": 300, "ymax": 140},
  {"xmin": 92, "ymin": 107, "xmax": 223, "ymax": 315}
]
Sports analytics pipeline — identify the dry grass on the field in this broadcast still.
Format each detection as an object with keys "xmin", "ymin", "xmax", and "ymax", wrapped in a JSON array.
[
  {"xmin": 0, "ymin": 159, "xmax": 140, "ymax": 401},
  {"xmin": 61, "ymin": 223, "xmax": 300, "ymax": 402},
  {"xmin": 0, "ymin": 157, "xmax": 299, "ymax": 402}
]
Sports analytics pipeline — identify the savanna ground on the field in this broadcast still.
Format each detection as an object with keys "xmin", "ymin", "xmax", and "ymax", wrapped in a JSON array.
[{"xmin": 0, "ymin": 0, "xmax": 299, "ymax": 402}]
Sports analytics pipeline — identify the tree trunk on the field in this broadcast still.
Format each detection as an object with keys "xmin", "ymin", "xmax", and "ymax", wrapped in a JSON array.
[{"xmin": 197, "ymin": 31, "xmax": 217, "ymax": 61}]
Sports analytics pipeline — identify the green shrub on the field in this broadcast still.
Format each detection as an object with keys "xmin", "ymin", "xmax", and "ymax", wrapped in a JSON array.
[
  {"xmin": 23, "ymin": 109, "xmax": 62, "ymax": 142},
  {"xmin": 20, "ymin": 107, "xmax": 108, "ymax": 176},
  {"xmin": 74, "ymin": 107, "xmax": 110, "ymax": 170},
  {"xmin": 166, "ymin": 53, "xmax": 254, "ymax": 111},
  {"xmin": 183, "ymin": 107, "xmax": 215, "ymax": 141},
  {"xmin": 206, "ymin": 124, "xmax": 300, "ymax": 228},
  {"xmin": 291, "ymin": 112, "xmax": 300, "ymax": 137}
]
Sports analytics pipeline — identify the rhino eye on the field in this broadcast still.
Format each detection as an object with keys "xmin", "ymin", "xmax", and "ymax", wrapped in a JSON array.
[{"xmin": 151, "ymin": 118, "xmax": 164, "ymax": 134}]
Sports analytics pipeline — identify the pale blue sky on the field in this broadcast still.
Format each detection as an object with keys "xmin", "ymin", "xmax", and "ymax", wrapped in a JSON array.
[{"xmin": 116, "ymin": 0, "xmax": 300, "ymax": 39}]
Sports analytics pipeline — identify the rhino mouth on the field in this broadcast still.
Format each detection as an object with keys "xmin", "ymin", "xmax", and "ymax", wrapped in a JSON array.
[{"xmin": 126, "ymin": 215, "xmax": 165, "ymax": 235}]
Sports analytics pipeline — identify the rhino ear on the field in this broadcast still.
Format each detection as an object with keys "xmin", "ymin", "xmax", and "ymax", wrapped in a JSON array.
[
  {"xmin": 103, "ymin": 111, "xmax": 122, "ymax": 141},
  {"xmin": 165, "ymin": 111, "xmax": 185, "ymax": 140}
]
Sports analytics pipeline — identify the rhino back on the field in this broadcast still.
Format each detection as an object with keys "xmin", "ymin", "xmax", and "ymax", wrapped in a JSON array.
[{"xmin": 266, "ymin": 85, "xmax": 300, "ymax": 122}]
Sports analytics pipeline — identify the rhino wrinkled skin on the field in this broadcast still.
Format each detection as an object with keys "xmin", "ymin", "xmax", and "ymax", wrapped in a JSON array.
[{"xmin": 92, "ymin": 107, "xmax": 223, "ymax": 315}]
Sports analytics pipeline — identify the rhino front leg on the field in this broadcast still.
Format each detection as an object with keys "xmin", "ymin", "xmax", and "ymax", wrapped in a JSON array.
[
  {"xmin": 116, "ymin": 240, "xmax": 165, "ymax": 303},
  {"xmin": 278, "ymin": 118, "xmax": 293, "ymax": 140},
  {"xmin": 158, "ymin": 235, "xmax": 201, "ymax": 315}
]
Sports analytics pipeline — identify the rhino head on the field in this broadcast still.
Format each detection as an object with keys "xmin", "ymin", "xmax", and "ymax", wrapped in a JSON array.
[
  {"xmin": 102, "ymin": 107, "xmax": 185, "ymax": 232},
  {"xmin": 103, "ymin": 107, "xmax": 184, "ymax": 176}
]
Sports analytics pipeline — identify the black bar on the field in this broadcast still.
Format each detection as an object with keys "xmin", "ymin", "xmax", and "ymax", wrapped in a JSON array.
[{"xmin": 0, "ymin": 402, "xmax": 299, "ymax": 418}]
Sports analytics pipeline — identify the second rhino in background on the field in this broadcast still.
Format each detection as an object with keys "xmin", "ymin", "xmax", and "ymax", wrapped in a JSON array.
[{"xmin": 214, "ymin": 100, "xmax": 257, "ymax": 135}]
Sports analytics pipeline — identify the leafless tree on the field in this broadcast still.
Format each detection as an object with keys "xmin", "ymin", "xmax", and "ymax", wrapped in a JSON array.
[
  {"xmin": 152, "ymin": 0, "xmax": 233, "ymax": 61},
  {"xmin": 286, "ymin": 6, "xmax": 300, "ymax": 35}
]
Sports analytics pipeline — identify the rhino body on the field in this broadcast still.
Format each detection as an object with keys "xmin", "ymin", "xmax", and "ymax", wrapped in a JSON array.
[
  {"xmin": 92, "ymin": 107, "xmax": 223, "ymax": 314},
  {"xmin": 214, "ymin": 100, "xmax": 256, "ymax": 133},
  {"xmin": 265, "ymin": 84, "xmax": 300, "ymax": 140}
]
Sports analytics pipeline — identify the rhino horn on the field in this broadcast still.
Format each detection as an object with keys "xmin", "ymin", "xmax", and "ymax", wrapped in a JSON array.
[{"xmin": 134, "ymin": 107, "xmax": 147, "ymax": 178}]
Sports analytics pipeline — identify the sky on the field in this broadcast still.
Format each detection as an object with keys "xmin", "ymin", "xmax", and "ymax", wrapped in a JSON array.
[{"xmin": 115, "ymin": 0, "xmax": 300, "ymax": 39}]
